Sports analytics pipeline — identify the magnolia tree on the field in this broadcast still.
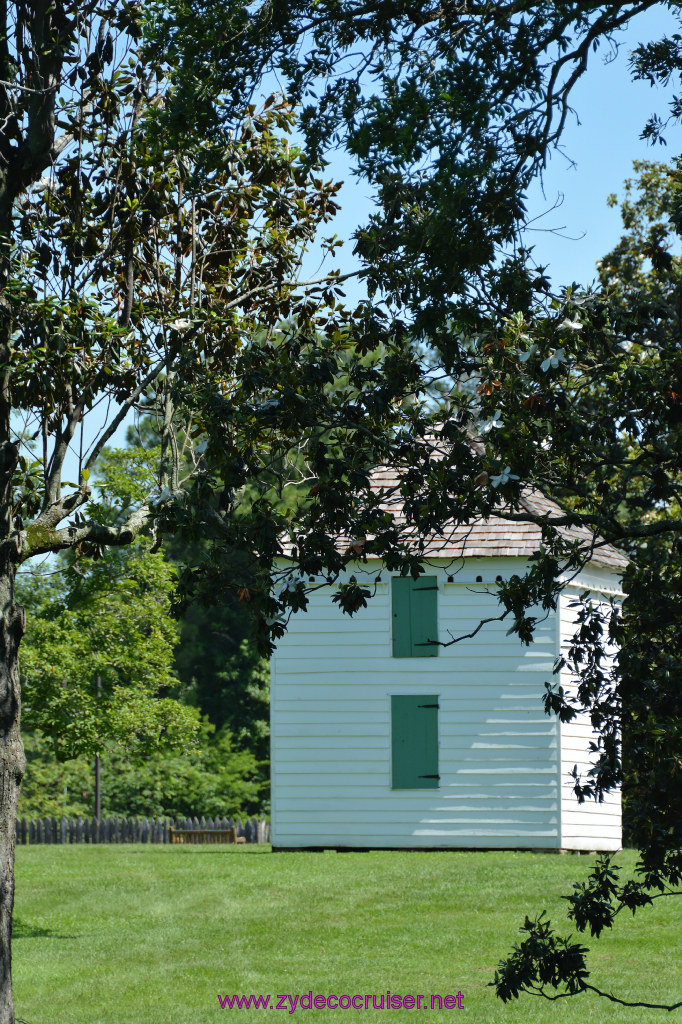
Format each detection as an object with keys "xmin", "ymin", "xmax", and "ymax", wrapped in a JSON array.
[
  {"xmin": 148, "ymin": 1, "xmax": 682, "ymax": 1012},
  {"xmin": 0, "ymin": 4, "xmax": 420, "ymax": 1019},
  {"xmin": 3, "ymin": 1, "xmax": 682, "ymax": 1019}
]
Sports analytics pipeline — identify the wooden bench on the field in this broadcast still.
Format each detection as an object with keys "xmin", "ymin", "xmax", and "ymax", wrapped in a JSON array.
[{"xmin": 169, "ymin": 826, "xmax": 246, "ymax": 845}]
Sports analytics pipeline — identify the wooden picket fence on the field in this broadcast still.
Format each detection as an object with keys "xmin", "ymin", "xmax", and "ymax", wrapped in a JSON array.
[{"xmin": 15, "ymin": 815, "xmax": 270, "ymax": 845}]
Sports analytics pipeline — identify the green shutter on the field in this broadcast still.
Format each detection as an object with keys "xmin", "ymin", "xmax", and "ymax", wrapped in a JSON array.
[
  {"xmin": 391, "ymin": 695, "xmax": 439, "ymax": 789},
  {"xmin": 410, "ymin": 579, "xmax": 438, "ymax": 656},
  {"xmin": 392, "ymin": 576, "xmax": 438, "ymax": 657},
  {"xmin": 391, "ymin": 577, "xmax": 413, "ymax": 657}
]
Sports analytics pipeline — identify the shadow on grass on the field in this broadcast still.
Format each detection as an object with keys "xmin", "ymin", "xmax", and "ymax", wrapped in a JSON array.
[{"xmin": 13, "ymin": 918, "xmax": 77, "ymax": 940}]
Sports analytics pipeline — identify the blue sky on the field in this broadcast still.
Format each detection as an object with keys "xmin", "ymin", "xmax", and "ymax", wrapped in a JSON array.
[
  {"xmin": 307, "ymin": 4, "xmax": 682, "ymax": 300},
  {"xmin": 523, "ymin": 3, "xmax": 681, "ymax": 288},
  {"xmin": 54, "ymin": 7, "xmax": 682, "ymax": 490}
]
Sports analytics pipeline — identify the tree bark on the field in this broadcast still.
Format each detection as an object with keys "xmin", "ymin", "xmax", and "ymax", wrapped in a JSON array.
[
  {"xmin": 0, "ymin": 242, "xmax": 25, "ymax": 1022},
  {"xmin": 0, "ymin": 578, "xmax": 24, "ymax": 1024}
]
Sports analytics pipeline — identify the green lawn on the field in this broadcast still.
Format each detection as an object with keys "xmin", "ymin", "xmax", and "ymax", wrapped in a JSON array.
[{"xmin": 12, "ymin": 846, "xmax": 679, "ymax": 1023}]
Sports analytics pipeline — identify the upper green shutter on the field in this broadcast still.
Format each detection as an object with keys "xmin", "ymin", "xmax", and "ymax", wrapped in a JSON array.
[
  {"xmin": 391, "ymin": 577, "xmax": 413, "ymax": 657},
  {"xmin": 392, "ymin": 576, "xmax": 438, "ymax": 657},
  {"xmin": 410, "ymin": 579, "xmax": 438, "ymax": 656},
  {"xmin": 391, "ymin": 695, "xmax": 439, "ymax": 789}
]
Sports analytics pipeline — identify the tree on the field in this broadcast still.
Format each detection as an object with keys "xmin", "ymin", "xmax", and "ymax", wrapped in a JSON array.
[
  {"xmin": 175, "ymin": 611, "xmax": 270, "ymax": 762},
  {"xmin": 99, "ymin": 721, "xmax": 264, "ymax": 819},
  {"xmin": 2, "ymin": 3, "xmax": 682, "ymax": 1020},
  {"xmin": 492, "ymin": 160, "xmax": 682, "ymax": 1010},
  {"xmin": 0, "ymin": 5, "xmax": 416, "ymax": 1020},
  {"xmin": 18, "ymin": 476, "xmax": 271, "ymax": 814},
  {"xmin": 147, "ymin": 3, "xmax": 682, "ymax": 1012},
  {"xmin": 123, "ymin": 428, "xmax": 271, "ymax": 766},
  {"xmin": 18, "ymin": 731, "xmax": 93, "ymax": 818},
  {"xmin": 18, "ymin": 723, "xmax": 265, "ymax": 820},
  {"xmin": 146, "ymin": 1, "xmax": 665, "ymax": 333},
  {"xmin": 17, "ymin": 542, "xmax": 197, "ymax": 764},
  {"xmin": 88, "ymin": 430, "xmax": 271, "ymax": 767},
  {"xmin": 16, "ymin": 538, "xmax": 246, "ymax": 821}
]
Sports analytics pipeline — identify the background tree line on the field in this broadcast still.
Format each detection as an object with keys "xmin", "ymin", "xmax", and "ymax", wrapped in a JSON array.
[{"xmin": 17, "ymin": 432, "xmax": 270, "ymax": 820}]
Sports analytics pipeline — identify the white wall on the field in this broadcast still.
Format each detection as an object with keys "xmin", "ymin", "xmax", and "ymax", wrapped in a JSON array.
[
  {"xmin": 558, "ymin": 588, "xmax": 622, "ymax": 852},
  {"xmin": 271, "ymin": 558, "xmax": 568, "ymax": 849}
]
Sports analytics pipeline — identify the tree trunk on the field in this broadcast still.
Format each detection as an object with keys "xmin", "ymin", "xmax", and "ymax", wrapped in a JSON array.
[
  {"xmin": 0, "ymin": 585, "xmax": 24, "ymax": 1024},
  {"xmin": 0, "ymin": 5, "xmax": 72, "ymax": 1019},
  {"xmin": 0, "ymin": 256, "xmax": 25, "ymax": 1022},
  {"xmin": 0, "ymin": 181, "xmax": 22, "ymax": 1018}
]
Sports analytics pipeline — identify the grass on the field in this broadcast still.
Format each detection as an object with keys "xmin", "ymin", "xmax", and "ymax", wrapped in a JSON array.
[{"xmin": 12, "ymin": 845, "xmax": 680, "ymax": 1024}]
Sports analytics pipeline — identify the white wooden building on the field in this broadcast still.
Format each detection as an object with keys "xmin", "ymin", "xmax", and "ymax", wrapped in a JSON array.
[{"xmin": 270, "ymin": 474, "xmax": 627, "ymax": 851}]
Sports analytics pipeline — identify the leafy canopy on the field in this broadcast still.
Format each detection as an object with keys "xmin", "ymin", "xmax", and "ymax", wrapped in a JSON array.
[
  {"xmin": 147, "ymin": 6, "xmax": 682, "ymax": 1012},
  {"xmin": 18, "ymin": 543, "xmax": 197, "ymax": 761},
  {"xmin": 3, "ymin": 2, "xmax": 682, "ymax": 1014}
]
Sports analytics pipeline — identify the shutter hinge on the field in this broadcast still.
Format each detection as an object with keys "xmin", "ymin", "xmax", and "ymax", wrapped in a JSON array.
[
  {"xmin": 419, "ymin": 774, "xmax": 440, "ymax": 779},
  {"xmin": 414, "ymin": 585, "xmax": 438, "ymax": 591},
  {"xmin": 417, "ymin": 703, "xmax": 439, "ymax": 709}
]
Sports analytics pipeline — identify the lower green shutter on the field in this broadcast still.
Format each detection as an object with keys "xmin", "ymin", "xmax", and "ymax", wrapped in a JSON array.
[{"xmin": 391, "ymin": 695, "xmax": 439, "ymax": 789}]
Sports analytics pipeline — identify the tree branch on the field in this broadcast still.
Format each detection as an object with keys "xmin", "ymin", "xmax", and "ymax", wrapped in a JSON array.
[
  {"xmin": 21, "ymin": 500, "xmax": 151, "ymax": 561},
  {"xmin": 533, "ymin": 982, "xmax": 682, "ymax": 1011},
  {"xmin": 81, "ymin": 345, "xmax": 185, "ymax": 477},
  {"xmin": 538, "ymin": 1, "xmax": 660, "ymax": 158}
]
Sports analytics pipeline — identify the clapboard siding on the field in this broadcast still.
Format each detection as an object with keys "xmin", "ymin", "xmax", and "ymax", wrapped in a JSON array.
[
  {"xmin": 275, "ymin": 726, "xmax": 556, "ymax": 740},
  {"xmin": 275, "ymin": 798, "xmax": 558, "ymax": 811},
  {"xmin": 274, "ymin": 808, "xmax": 559, "ymax": 823},
  {"xmin": 278, "ymin": 630, "xmax": 550, "ymax": 646},
  {"xmin": 272, "ymin": 559, "xmax": 563, "ymax": 849},
  {"xmin": 275, "ymin": 704, "xmax": 553, "ymax": 720},
  {"xmin": 275, "ymin": 651, "xmax": 554, "ymax": 666},
  {"xmin": 557, "ymin": 589, "xmax": 622, "ymax": 851},
  {"xmin": 271, "ymin": 558, "xmax": 623, "ymax": 850},
  {"xmin": 563, "ymin": 804, "xmax": 620, "ymax": 822},
  {"xmin": 272, "ymin": 831, "xmax": 560, "ymax": 850},
  {"xmin": 275, "ymin": 784, "xmax": 559, "ymax": 803},
  {"xmin": 274, "ymin": 665, "xmax": 555, "ymax": 679},
  {"xmin": 273, "ymin": 822, "xmax": 561, "ymax": 836},
  {"xmin": 275, "ymin": 741, "xmax": 557, "ymax": 755},
  {"xmin": 274, "ymin": 681, "xmax": 554, "ymax": 695}
]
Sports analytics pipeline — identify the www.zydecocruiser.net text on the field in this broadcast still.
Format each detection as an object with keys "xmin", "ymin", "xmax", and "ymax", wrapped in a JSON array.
[{"xmin": 218, "ymin": 991, "xmax": 465, "ymax": 1012}]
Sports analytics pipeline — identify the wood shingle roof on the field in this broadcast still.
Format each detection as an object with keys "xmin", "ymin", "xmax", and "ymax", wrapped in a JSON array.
[{"xmin": 366, "ymin": 465, "xmax": 628, "ymax": 568}]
